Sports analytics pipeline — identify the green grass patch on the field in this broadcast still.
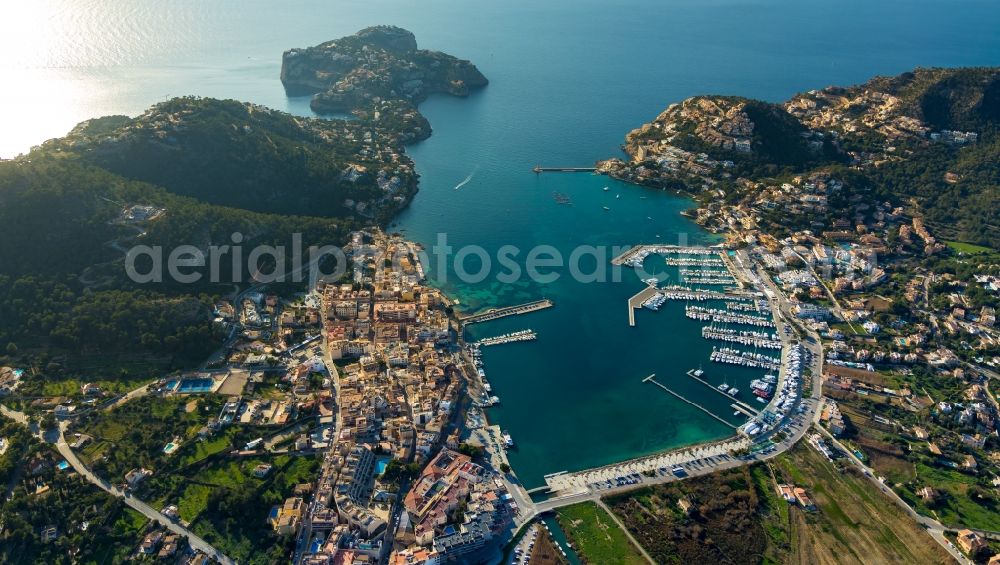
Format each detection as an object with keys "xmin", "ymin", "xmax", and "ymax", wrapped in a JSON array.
[
  {"xmin": 113, "ymin": 507, "xmax": 149, "ymax": 536},
  {"xmin": 946, "ymin": 241, "xmax": 993, "ymax": 254},
  {"xmin": 907, "ymin": 462, "xmax": 1000, "ymax": 530},
  {"xmin": 178, "ymin": 483, "xmax": 212, "ymax": 522},
  {"xmin": 556, "ymin": 502, "xmax": 647, "ymax": 565},
  {"xmin": 178, "ymin": 428, "xmax": 236, "ymax": 467}
]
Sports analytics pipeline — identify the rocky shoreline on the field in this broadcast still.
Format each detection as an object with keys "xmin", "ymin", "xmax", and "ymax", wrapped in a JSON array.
[
  {"xmin": 595, "ymin": 67, "xmax": 999, "ymax": 242},
  {"xmin": 281, "ymin": 26, "xmax": 487, "ymax": 142}
]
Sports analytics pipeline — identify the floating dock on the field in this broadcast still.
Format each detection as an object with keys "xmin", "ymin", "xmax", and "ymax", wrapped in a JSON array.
[
  {"xmin": 476, "ymin": 330, "xmax": 537, "ymax": 347},
  {"xmin": 643, "ymin": 374, "xmax": 736, "ymax": 429},
  {"xmin": 460, "ymin": 299, "xmax": 553, "ymax": 325},
  {"xmin": 685, "ymin": 369, "xmax": 759, "ymax": 414},
  {"xmin": 627, "ymin": 285, "xmax": 659, "ymax": 327}
]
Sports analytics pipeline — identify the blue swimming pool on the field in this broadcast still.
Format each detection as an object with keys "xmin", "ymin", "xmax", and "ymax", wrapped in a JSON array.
[
  {"xmin": 376, "ymin": 457, "xmax": 390, "ymax": 476},
  {"xmin": 165, "ymin": 377, "xmax": 214, "ymax": 393}
]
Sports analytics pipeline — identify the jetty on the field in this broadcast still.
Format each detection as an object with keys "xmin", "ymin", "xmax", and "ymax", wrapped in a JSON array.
[
  {"xmin": 611, "ymin": 245, "xmax": 643, "ymax": 266},
  {"xmin": 643, "ymin": 374, "xmax": 735, "ymax": 429},
  {"xmin": 612, "ymin": 244, "xmax": 720, "ymax": 267},
  {"xmin": 533, "ymin": 166, "xmax": 597, "ymax": 173},
  {"xmin": 460, "ymin": 299, "xmax": 553, "ymax": 325},
  {"xmin": 627, "ymin": 285, "xmax": 659, "ymax": 327},
  {"xmin": 685, "ymin": 369, "xmax": 759, "ymax": 414}
]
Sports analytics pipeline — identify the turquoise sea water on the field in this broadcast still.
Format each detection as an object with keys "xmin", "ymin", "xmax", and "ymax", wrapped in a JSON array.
[{"xmin": 3, "ymin": 0, "xmax": 1000, "ymax": 486}]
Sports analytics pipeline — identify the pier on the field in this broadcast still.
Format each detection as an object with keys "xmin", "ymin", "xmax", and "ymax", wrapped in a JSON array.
[
  {"xmin": 611, "ymin": 245, "xmax": 643, "ymax": 266},
  {"xmin": 643, "ymin": 374, "xmax": 736, "ymax": 429},
  {"xmin": 532, "ymin": 166, "xmax": 597, "ymax": 173},
  {"xmin": 731, "ymin": 403, "xmax": 758, "ymax": 418},
  {"xmin": 627, "ymin": 285, "xmax": 659, "ymax": 327},
  {"xmin": 685, "ymin": 369, "xmax": 759, "ymax": 414},
  {"xmin": 460, "ymin": 299, "xmax": 553, "ymax": 325},
  {"xmin": 611, "ymin": 244, "xmax": 720, "ymax": 266}
]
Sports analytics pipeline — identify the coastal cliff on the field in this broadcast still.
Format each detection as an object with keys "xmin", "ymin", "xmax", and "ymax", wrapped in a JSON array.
[{"xmin": 281, "ymin": 26, "xmax": 487, "ymax": 141}]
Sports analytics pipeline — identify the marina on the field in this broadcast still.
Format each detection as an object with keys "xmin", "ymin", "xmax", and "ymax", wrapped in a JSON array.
[
  {"xmin": 725, "ymin": 300, "xmax": 764, "ymax": 312},
  {"xmin": 475, "ymin": 329, "xmax": 537, "ymax": 347},
  {"xmin": 680, "ymin": 274, "xmax": 736, "ymax": 285},
  {"xmin": 610, "ymin": 242, "xmax": 793, "ymax": 462},
  {"xmin": 658, "ymin": 286, "xmax": 756, "ymax": 301},
  {"xmin": 679, "ymin": 269, "xmax": 732, "ymax": 277},
  {"xmin": 685, "ymin": 305, "xmax": 775, "ymax": 327},
  {"xmin": 701, "ymin": 326, "xmax": 782, "ymax": 349},
  {"xmin": 611, "ymin": 244, "xmax": 720, "ymax": 266},
  {"xmin": 664, "ymin": 257, "xmax": 725, "ymax": 267},
  {"xmin": 710, "ymin": 347, "xmax": 781, "ymax": 371}
]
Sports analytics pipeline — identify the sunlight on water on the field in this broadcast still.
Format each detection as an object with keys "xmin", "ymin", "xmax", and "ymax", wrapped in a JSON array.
[{"xmin": 0, "ymin": 0, "xmax": 211, "ymax": 156}]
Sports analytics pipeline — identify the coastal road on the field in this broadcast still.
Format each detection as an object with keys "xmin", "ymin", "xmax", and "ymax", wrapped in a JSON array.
[
  {"xmin": 789, "ymin": 249, "xmax": 858, "ymax": 334},
  {"xmin": 813, "ymin": 423, "xmax": 969, "ymax": 564},
  {"xmin": 750, "ymin": 250, "xmax": 965, "ymax": 563}
]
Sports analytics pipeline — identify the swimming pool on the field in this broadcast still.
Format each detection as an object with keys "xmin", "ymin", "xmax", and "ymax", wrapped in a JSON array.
[
  {"xmin": 165, "ymin": 377, "xmax": 215, "ymax": 393},
  {"xmin": 376, "ymin": 457, "xmax": 390, "ymax": 476}
]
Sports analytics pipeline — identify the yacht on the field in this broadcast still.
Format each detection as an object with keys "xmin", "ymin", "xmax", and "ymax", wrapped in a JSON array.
[
  {"xmin": 602, "ymin": 206, "xmax": 610, "ymax": 211},
  {"xmin": 603, "ymin": 186, "xmax": 609, "ymax": 192},
  {"xmin": 502, "ymin": 431, "xmax": 515, "ymax": 448}
]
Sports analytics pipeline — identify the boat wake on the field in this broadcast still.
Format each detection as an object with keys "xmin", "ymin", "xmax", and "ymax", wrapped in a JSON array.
[{"xmin": 454, "ymin": 165, "xmax": 480, "ymax": 189}]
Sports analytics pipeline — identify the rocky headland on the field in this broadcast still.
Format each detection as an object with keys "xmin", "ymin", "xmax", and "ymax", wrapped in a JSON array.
[
  {"xmin": 281, "ymin": 26, "xmax": 488, "ymax": 142},
  {"xmin": 597, "ymin": 67, "xmax": 999, "ymax": 246}
]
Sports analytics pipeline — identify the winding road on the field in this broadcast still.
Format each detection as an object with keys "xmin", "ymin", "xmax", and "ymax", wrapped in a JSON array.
[{"xmin": 0, "ymin": 404, "xmax": 234, "ymax": 564}]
